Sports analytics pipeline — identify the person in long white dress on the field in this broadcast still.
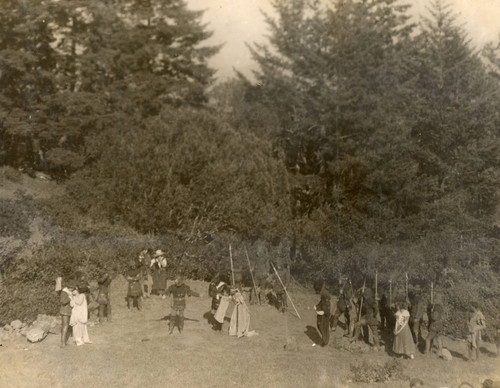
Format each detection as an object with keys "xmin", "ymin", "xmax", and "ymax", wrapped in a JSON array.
[
  {"xmin": 229, "ymin": 290, "xmax": 250, "ymax": 338},
  {"xmin": 70, "ymin": 287, "xmax": 92, "ymax": 346}
]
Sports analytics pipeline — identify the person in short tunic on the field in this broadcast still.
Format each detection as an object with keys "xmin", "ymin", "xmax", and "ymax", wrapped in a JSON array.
[
  {"xmin": 166, "ymin": 275, "xmax": 199, "ymax": 334},
  {"xmin": 330, "ymin": 287, "xmax": 353, "ymax": 334},
  {"xmin": 351, "ymin": 288, "xmax": 380, "ymax": 347},
  {"xmin": 425, "ymin": 295, "xmax": 444, "ymax": 356},
  {"xmin": 467, "ymin": 302, "xmax": 486, "ymax": 361},
  {"xmin": 315, "ymin": 288, "xmax": 331, "ymax": 346},
  {"xmin": 70, "ymin": 287, "xmax": 91, "ymax": 346},
  {"xmin": 97, "ymin": 273, "xmax": 112, "ymax": 323},
  {"xmin": 126, "ymin": 263, "xmax": 143, "ymax": 311},
  {"xmin": 59, "ymin": 281, "xmax": 74, "ymax": 347},
  {"xmin": 409, "ymin": 292, "xmax": 426, "ymax": 347},
  {"xmin": 393, "ymin": 302, "xmax": 416, "ymax": 359},
  {"xmin": 229, "ymin": 289, "xmax": 251, "ymax": 338}
]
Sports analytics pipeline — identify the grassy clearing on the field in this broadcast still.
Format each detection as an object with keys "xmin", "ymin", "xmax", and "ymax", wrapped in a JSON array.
[{"xmin": 1, "ymin": 277, "xmax": 498, "ymax": 388}]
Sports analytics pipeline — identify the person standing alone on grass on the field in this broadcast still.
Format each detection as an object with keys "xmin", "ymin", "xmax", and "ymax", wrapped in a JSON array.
[
  {"xmin": 393, "ymin": 301, "xmax": 416, "ymax": 359},
  {"xmin": 97, "ymin": 272, "xmax": 112, "ymax": 323},
  {"xmin": 166, "ymin": 274, "xmax": 199, "ymax": 334},
  {"xmin": 466, "ymin": 301, "xmax": 486, "ymax": 361},
  {"xmin": 126, "ymin": 261, "xmax": 143, "ymax": 311},
  {"xmin": 315, "ymin": 287, "xmax": 331, "ymax": 346}
]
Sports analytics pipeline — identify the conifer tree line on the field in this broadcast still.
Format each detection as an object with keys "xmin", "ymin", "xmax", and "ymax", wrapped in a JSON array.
[{"xmin": 0, "ymin": 0, "xmax": 499, "ymax": 323}]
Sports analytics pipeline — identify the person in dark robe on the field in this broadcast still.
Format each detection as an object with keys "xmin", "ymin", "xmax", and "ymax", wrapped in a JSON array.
[
  {"xmin": 409, "ymin": 289, "xmax": 426, "ymax": 347},
  {"xmin": 126, "ymin": 262, "xmax": 142, "ymax": 311},
  {"xmin": 166, "ymin": 274, "xmax": 199, "ymax": 334},
  {"xmin": 466, "ymin": 301, "xmax": 486, "ymax": 361},
  {"xmin": 315, "ymin": 287, "xmax": 331, "ymax": 346},
  {"xmin": 97, "ymin": 273, "xmax": 112, "ymax": 323},
  {"xmin": 150, "ymin": 249, "xmax": 167, "ymax": 297},
  {"xmin": 425, "ymin": 294, "xmax": 444, "ymax": 356},
  {"xmin": 379, "ymin": 291, "xmax": 392, "ymax": 331}
]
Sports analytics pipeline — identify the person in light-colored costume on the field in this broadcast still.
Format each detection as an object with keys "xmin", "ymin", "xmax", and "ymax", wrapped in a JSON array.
[
  {"xmin": 70, "ymin": 287, "xmax": 91, "ymax": 346},
  {"xmin": 229, "ymin": 289, "xmax": 251, "ymax": 338},
  {"xmin": 393, "ymin": 301, "xmax": 416, "ymax": 359}
]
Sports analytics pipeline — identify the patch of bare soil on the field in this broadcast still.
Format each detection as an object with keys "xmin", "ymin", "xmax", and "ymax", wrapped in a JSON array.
[{"xmin": 1, "ymin": 277, "xmax": 498, "ymax": 388}]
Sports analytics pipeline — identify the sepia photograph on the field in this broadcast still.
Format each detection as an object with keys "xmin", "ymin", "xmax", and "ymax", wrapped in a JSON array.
[{"xmin": 0, "ymin": 0, "xmax": 499, "ymax": 387}]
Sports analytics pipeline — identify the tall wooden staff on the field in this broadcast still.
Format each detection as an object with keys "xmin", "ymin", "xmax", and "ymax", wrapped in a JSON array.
[
  {"xmin": 430, "ymin": 281, "xmax": 434, "ymax": 305},
  {"xmin": 271, "ymin": 262, "xmax": 301, "ymax": 319},
  {"xmin": 375, "ymin": 270, "xmax": 378, "ymax": 300},
  {"xmin": 405, "ymin": 272, "xmax": 409, "ymax": 301},
  {"xmin": 389, "ymin": 279, "xmax": 392, "ymax": 306},
  {"xmin": 229, "ymin": 244, "xmax": 235, "ymax": 287},
  {"xmin": 244, "ymin": 247, "xmax": 260, "ymax": 305},
  {"xmin": 358, "ymin": 278, "xmax": 366, "ymax": 321}
]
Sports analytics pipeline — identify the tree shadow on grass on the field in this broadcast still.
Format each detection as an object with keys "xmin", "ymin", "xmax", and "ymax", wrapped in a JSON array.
[{"xmin": 305, "ymin": 325, "xmax": 322, "ymax": 345}]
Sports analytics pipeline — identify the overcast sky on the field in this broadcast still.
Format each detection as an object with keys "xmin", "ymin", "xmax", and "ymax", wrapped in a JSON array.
[{"xmin": 187, "ymin": 0, "xmax": 500, "ymax": 82}]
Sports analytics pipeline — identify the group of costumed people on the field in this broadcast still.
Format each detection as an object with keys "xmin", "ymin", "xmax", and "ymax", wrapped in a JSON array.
[
  {"xmin": 207, "ymin": 276, "xmax": 256, "ymax": 338},
  {"xmin": 125, "ymin": 249, "xmax": 256, "ymax": 337},
  {"xmin": 313, "ymin": 280, "xmax": 493, "ymax": 362}
]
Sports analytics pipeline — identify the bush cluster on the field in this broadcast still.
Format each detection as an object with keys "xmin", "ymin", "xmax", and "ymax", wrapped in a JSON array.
[{"xmin": 350, "ymin": 359, "xmax": 406, "ymax": 383}]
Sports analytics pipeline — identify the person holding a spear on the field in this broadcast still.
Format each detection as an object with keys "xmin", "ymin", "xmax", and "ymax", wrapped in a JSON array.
[
  {"xmin": 315, "ymin": 285, "xmax": 331, "ymax": 346},
  {"xmin": 330, "ymin": 280, "xmax": 353, "ymax": 335},
  {"xmin": 350, "ymin": 285, "xmax": 381, "ymax": 348}
]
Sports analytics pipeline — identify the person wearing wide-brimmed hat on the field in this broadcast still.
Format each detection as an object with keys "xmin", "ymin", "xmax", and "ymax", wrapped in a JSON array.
[{"xmin": 150, "ymin": 249, "xmax": 168, "ymax": 298}]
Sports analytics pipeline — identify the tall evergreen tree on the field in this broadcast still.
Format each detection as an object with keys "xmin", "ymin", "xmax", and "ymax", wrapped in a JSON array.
[{"xmin": 0, "ymin": 0, "xmax": 219, "ymax": 175}]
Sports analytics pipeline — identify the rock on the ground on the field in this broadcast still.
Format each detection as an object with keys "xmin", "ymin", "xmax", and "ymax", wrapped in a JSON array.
[
  {"xmin": 441, "ymin": 348, "xmax": 453, "ymax": 361},
  {"xmin": 10, "ymin": 320, "xmax": 23, "ymax": 330},
  {"xmin": 26, "ymin": 326, "xmax": 48, "ymax": 343},
  {"xmin": 3, "ymin": 324, "xmax": 12, "ymax": 332},
  {"xmin": 32, "ymin": 314, "xmax": 59, "ymax": 334}
]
